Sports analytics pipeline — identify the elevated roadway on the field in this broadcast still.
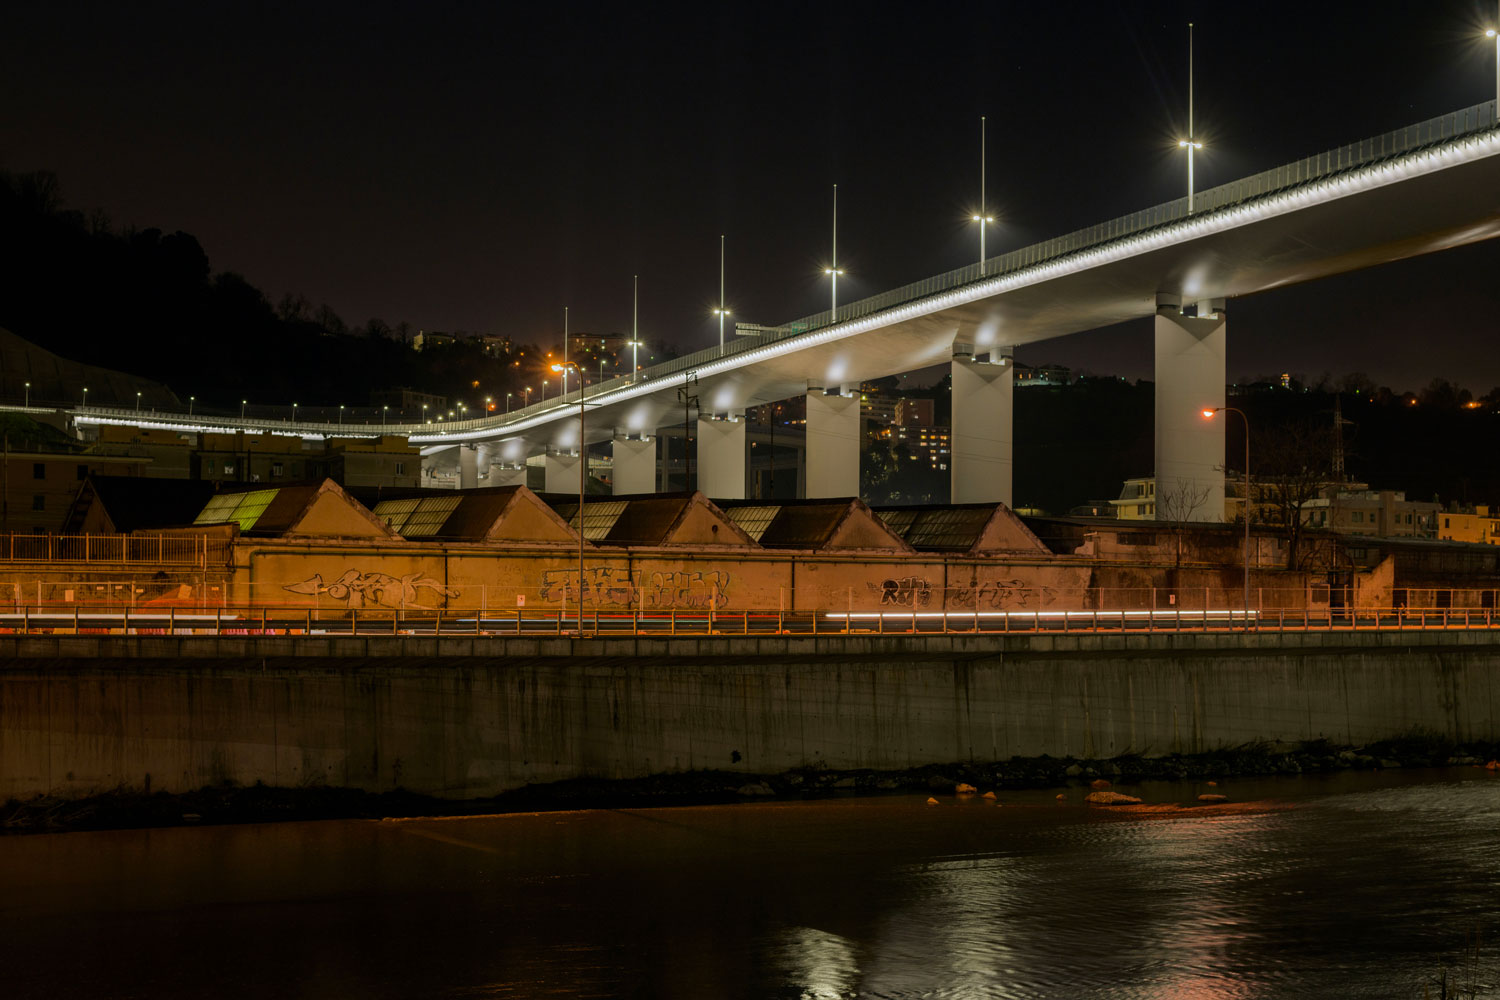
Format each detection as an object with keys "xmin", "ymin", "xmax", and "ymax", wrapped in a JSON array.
[{"xmin": 71, "ymin": 102, "xmax": 1500, "ymax": 509}]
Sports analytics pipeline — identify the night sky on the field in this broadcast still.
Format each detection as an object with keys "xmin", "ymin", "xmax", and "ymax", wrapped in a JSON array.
[{"xmin": 5, "ymin": 0, "xmax": 1500, "ymax": 392}]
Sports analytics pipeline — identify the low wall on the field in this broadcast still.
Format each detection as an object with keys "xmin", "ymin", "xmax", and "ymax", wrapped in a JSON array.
[{"xmin": 2, "ymin": 632, "xmax": 1497, "ymax": 801}]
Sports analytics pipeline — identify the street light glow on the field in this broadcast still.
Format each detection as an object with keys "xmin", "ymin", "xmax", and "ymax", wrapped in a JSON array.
[{"xmin": 1202, "ymin": 408, "xmax": 1216, "ymax": 418}]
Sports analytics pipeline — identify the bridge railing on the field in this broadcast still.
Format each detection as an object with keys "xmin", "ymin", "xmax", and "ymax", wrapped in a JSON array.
[{"xmin": 0, "ymin": 605, "xmax": 1496, "ymax": 637}]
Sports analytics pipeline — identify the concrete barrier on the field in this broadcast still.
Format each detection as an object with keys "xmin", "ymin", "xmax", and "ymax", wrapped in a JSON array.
[{"xmin": 2, "ymin": 632, "xmax": 1497, "ymax": 801}]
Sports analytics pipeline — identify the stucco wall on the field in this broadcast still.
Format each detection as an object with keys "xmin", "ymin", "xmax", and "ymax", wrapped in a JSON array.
[{"xmin": 2, "ymin": 632, "xmax": 1495, "ymax": 802}]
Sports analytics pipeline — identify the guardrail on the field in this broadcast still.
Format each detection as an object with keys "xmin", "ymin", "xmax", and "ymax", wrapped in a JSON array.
[{"xmin": 1, "ymin": 606, "xmax": 1497, "ymax": 638}]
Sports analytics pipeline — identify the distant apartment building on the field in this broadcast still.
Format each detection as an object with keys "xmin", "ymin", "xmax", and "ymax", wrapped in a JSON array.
[
  {"xmin": 1113, "ymin": 474, "xmax": 1439, "ymax": 537},
  {"xmin": 1112, "ymin": 477, "xmax": 1156, "ymax": 519},
  {"xmin": 1302, "ymin": 490, "xmax": 1439, "ymax": 538},
  {"xmin": 568, "ymin": 332, "xmax": 628, "ymax": 355},
  {"xmin": 859, "ymin": 391, "xmax": 896, "ymax": 426},
  {"xmin": 889, "ymin": 425, "xmax": 950, "ymax": 471},
  {"xmin": 893, "ymin": 398, "xmax": 934, "ymax": 427},
  {"xmin": 0, "ymin": 448, "xmax": 150, "ymax": 532},
  {"xmin": 412, "ymin": 330, "xmax": 456, "ymax": 351},
  {"xmin": 92, "ymin": 427, "xmax": 421, "ymax": 491},
  {"xmin": 1014, "ymin": 363, "xmax": 1072, "ymax": 387},
  {"xmin": 476, "ymin": 334, "xmax": 511, "ymax": 356},
  {"xmin": 1438, "ymin": 506, "xmax": 1500, "ymax": 545}
]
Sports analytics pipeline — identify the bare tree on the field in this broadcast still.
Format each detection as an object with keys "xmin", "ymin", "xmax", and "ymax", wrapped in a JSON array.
[
  {"xmin": 1156, "ymin": 477, "xmax": 1213, "ymax": 566},
  {"xmin": 1255, "ymin": 420, "xmax": 1336, "ymax": 569}
]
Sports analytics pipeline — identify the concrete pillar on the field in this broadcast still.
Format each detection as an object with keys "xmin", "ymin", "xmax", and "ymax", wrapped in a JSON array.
[
  {"xmin": 696, "ymin": 414, "xmax": 746, "ymax": 499},
  {"xmin": 805, "ymin": 387, "xmax": 861, "ymax": 498},
  {"xmin": 459, "ymin": 445, "xmax": 479, "ymax": 489},
  {"xmin": 612, "ymin": 435, "xmax": 656, "ymax": 496},
  {"xmin": 1154, "ymin": 297, "xmax": 1226, "ymax": 522},
  {"xmin": 951, "ymin": 350, "xmax": 1013, "ymax": 505},
  {"xmin": 544, "ymin": 450, "xmax": 582, "ymax": 495},
  {"xmin": 488, "ymin": 465, "xmax": 527, "ymax": 488}
]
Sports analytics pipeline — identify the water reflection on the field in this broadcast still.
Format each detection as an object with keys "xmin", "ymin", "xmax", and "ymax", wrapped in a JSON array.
[{"xmin": 0, "ymin": 771, "xmax": 1496, "ymax": 999}]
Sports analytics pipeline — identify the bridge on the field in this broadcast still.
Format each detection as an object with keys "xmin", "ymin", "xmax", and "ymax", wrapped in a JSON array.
[{"xmin": 70, "ymin": 102, "xmax": 1500, "ymax": 517}]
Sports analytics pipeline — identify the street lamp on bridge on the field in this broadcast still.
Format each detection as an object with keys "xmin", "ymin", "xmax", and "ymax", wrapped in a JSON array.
[
  {"xmin": 1178, "ymin": 23, "xmax": 1204, "ymax": 213},
  {"xmin": 1203, "ymin": 405, "xmax": 1251, "ymax": 627},
  {"xmin": 552, "ymin": 360, "xmax": 586, "ymax": 634},
  {"xmin": 824, "ymin": 183, "xmax": 845, "ymax": 322},
  {"xmin": 972, "ymin": 115, "xmax": 994, "ymax": 268},
  {"xmin": 1487, "ymin": 26, "xmax": 1499, "ymax": 112},
  {"xmin": 713, "ymin": 235, "xmax": 731, "ymax": 350}
]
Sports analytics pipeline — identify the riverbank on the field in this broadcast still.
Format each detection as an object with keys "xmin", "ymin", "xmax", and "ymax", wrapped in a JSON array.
[{"xmin": 5, "ymin": 732, "xmax": 1497, "ymax": 835}]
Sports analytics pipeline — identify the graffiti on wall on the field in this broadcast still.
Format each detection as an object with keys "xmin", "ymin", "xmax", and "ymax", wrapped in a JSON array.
[
  {"xmin": 649, "ymin": 569, "xmax": 730, "ymax": 609},
  {"xmin": 868, "ymin": 576, "xmax": 934, "ymax": 608},
  {"xmin": 539, "ymin": 566, "xmax": 638, "ymax": 607},
  {"xmin": 951, "ymin": 578, "xmax": 1054, "ymax": 609},
  {"xmin": 537, "ymin": 567, "xmax": 732, "ymax": 609},
  {"xmin": 284, "ymin": 569, "xmax": 459, "ymax": 609}
]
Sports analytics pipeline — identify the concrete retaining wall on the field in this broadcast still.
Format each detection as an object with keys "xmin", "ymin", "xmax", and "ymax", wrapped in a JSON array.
[{"xmin": 2, "ymin": 632, "xmax": 1497, "ymax": 801}]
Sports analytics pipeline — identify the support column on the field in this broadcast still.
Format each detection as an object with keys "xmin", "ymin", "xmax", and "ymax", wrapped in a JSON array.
[
  {"xmin": 805, "ymin": 386, "xmax": 861, "ymax": 498},
  {"xmin": 459, "ymin": 444, "xmax": 479, "ymax": 489},
  {"xmin": 696, "ymin": 413, "xmax": 746, "ymax": 499},
  {"xmin": 951, "ymin": 350, "xmax": 1013, "ymax": 505},
  {"xmin": 612, "ymin": 434, "xmax": 656, "ymax": 495},
  {"xmin": 488, "ymin": 465, "xmax": 527, "ymax": 488},
  {"xmin": 1154, "ymin": 296, "xmax": 1226, "ymax": 522},
  {"xmin": 544, "ymin": 450, "xmax": 582, "ymax": 495}
]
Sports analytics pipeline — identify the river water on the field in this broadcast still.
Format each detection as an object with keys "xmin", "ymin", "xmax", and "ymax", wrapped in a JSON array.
[{"xmin": 1, "ymin": 769, "xmax": 1497, "ymax": 999}]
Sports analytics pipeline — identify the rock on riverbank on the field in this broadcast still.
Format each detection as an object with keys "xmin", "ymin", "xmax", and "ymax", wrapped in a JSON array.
[{"xmin": 4, "ymin": 734, "xmax": 1496, "ymax": 835}]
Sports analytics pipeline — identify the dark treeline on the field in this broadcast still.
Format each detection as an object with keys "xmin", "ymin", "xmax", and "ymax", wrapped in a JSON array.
[{"xmin": 0, "ymin": 170, "xmax": 536, "ymax": 409}]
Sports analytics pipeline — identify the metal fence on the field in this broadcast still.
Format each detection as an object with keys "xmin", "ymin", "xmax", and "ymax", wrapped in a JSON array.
[
  {"xmin": 0, "ymin": 533, "xmax": 229, "ymax": 567},
  {"xmin": 2, "ymin": 605, "xmax": 1499, "ymax": 638}
]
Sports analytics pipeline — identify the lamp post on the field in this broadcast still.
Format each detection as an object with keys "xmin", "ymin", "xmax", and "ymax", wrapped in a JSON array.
[
  {"xmin": 339, "ymin": 404, "xmax": 345, "ymax": 426},
  {"xmin": 1488, "ymin": 23, "xmax": 1499, "ymax": 114},
  {"xmin": 82, "ymin": 387, "xmax": 89, "ymax": 409},
  {"xmin": 24, "ymin": 382, "xmax": 30, "ymax": 407},
  {"xmin": 506, "ymin": 392, "xmax": 513, "ymax": 414},
  {"xmin": 713, "ymin": 235, "xmax": 730, "ymax": 350},
  {"xmin": 422, "ymin": 403, "xmax": 428, "ymax": 423},
  {"xmin": 542, "ymin": 379, "xmax": 549, "ymax": 402},
  {"xmin": 630, "ymin": 273, "xmax": 643, "ymax": 383},
  {"xmin": 523, "ymin": 387, "xmax": 532, "ymax": 407},
  {"xmin": 241, "ymin": 399, "xmax": 247, "ymax": 419},
  {"xmin": 1203, "ymin": 405, "xmax": 1251, "ymax": 627},
  {"xmin": 187, "ymin": 395, "xmax": 192, "ymax": 416},
  {"xmin": 552, "ymin": 360, "xmax": 585, "ymax": 634},
  {"xmin": 1178, "ymin": 23, "xmax": 1203, "ymax": 212},
  {"xmin": 135, "ymin": 391, "xmax": 141, "ymax": 413},
  {"xmin": 383, "ymin": 404, "xmax": 389, "ymax": 424},
  {"xmin": 292, "ymin": 402, "xmax": 298, "ymax": 423},
  {"xmin": 824, "ymin": 183, "xmax": 843, "ymax": 321},
  {"xmin": 972, "ymin": 115, "xmax": 994, "ymax": 268}
]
